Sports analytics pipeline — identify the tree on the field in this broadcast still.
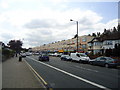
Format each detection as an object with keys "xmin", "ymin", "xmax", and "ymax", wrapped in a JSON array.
[
  {"xmin": 103, "ymin": 29, "xmax": 107, "ymax": 34},
  {"xmin": 113, "ymin": 27, "xmax": 117, "ymax": 33},
  {"xmin": 92, "ymin": 33, "xmax": 96, "ymax": 37},
  {"xmin": 7, "ymin": 40, "xmax": 23, "ymax": 54},
  {"xmin": 117, "ymin": 24, "xmax": 120, "ymax": 32},
  {"xmin": 97, "ymin": 32, "xmax": 101, "ymax": 37},
  {"xmin": 117, "ymin": 25, "xmax": 120, "ymax": 39},
  {"xmin": 88, "ymin": 34, "xmax": 91, "ymax": 36},
  {"xmin": 2, "ymin": 48, "xmax": 15, "ymax": 61}
]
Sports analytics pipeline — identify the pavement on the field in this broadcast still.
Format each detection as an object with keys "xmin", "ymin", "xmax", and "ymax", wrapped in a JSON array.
[{"xmin": 2, "ymin": 56, "xmax": 46, "ymax": 89}]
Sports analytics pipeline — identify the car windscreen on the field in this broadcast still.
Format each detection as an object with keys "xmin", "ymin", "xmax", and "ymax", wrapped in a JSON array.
[
  {"xmin": 42, "ymin": 54, "xmax": 48, "ymax": 56},
  {"xmin": 79, "ymin": 53, "xmax": 87, "ymax": 57},
  {"xmin": 106, "ymin": 57, "xmax": 115, "ymax": 62}
]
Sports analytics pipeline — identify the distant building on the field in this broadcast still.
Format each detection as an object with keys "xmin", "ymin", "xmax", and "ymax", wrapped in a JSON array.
[
  {"xmin": 32, "ymin": 35, "xmax": 94, "ymax": 53},
  {"xmin": 88, "ymin": 38, "xmax": 120, "ymax": 55},
  {"xmin": 102, "ymin": 39, "xmax": 120, "ymax": 53},
  {"xmin": 102, "ymin": 39, "xmax": 120, "ymax": 49},
  {"xmin": 79, "ymin": 35, "xmax": 94, "ymax": 53},
  {"xmin": 88, "ymin": 38, "xmax": 103, "ymax": 54}
]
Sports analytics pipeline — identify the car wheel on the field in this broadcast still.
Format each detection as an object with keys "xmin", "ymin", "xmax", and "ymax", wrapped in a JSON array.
[
  {"xmin": 71, "ymin": 59, "xmax": 73, "ymax": 62},
  {"xmin": 79, "ymin": 60, "xmax": 82, "ymax": 63},
  {"xmin": 90, "ymin": 62, "xmax": 93, "ymax": 65},
  {"xmin": 39, "ymin": 58, "xmax": 42, "ymax": 61},
  {"xmin": 105, "ymin": 64, "xmax": 109, "ymax": 68},
  {"xmin": 61, "ymin": 58, "xmax": 63, "ymax": 60},
  {"xmin": 64, "ymin": 58, "xmax": 67, "ymax": 61}
]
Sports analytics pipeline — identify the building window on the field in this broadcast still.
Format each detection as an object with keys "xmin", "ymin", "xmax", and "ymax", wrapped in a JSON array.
[
  {"xmin": 88, "ymin": 43, "xmax": 92, "ymax": 46},
  {"xmin": 94, "ymin": 42, "xmax": 97, "ymax": 46},
  {"xmin": 94, "ymin": 42, "xmax": 101, "ymax": 46},
  {"xmin": 104, "ymin": 41, "xmax": 113, "ymax": 45},
  {"xmin": 107, "ymin": 41, "xmax": 112, "ymax": 45},
  {"xmin": 82, "ymin": 44, "xmax": 86, "ymax": 48},
  {"xmin": 82, "ymin": 37, "xmax": 87, "ymax": 42}
]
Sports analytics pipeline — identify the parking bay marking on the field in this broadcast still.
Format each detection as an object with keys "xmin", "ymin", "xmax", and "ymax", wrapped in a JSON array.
[{"xmin": 27, "ymin": 57, "xmax": 111, "ymax": 90}]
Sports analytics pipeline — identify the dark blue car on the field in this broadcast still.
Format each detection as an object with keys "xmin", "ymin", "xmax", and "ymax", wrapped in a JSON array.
[
  {"xmin": 89, "ymin": 56, "xmax": 120, "ymax": 68},
  {"xmin": 38, "ymin": 54, "xmax": 49, "ymax": 61}
]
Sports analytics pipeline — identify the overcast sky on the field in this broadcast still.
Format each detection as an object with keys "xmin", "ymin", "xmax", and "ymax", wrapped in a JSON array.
[{"xmin": 0, "ymin": 0, "xmax": 119, "ymax": 48}]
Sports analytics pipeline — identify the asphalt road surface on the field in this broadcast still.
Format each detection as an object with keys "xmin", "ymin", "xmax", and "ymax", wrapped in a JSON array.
[{"xmin": 25, "ymin": 55, "xmax": 120, "ymax": 89}]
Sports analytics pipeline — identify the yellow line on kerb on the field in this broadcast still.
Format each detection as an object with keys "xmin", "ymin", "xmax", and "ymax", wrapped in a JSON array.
[{"xmin": 24, "ymin": 60, "xmax": 48, "ymax": 85}]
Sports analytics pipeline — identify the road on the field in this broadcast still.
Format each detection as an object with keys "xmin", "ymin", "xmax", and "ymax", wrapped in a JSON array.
[{"xmin": 25, "ymin": 55, "xmax": 120, "ymax": 89}]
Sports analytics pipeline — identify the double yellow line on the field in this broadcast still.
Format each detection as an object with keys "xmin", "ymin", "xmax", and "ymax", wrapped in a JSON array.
[{"xmin": 24, "ymin": 59, "xmax": 49, "ymax": 88}]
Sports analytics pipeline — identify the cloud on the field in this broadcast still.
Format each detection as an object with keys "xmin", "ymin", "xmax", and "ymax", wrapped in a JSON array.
[
  {"xmin": 25, "ymin": 30, "xmax": 55, "ymax": 47},
  {"xmin": 24, "ymin": 19, "xmax": 57, "ymax": 29},
  {"xmin": 0, "ymin": 32, "xmax": 14, "ymax": 45},
  {"xmin": 0, "ymin": 1, "xmax": 9, "ymax": 9},
  {"xmin": 0, "ymin": 1, "xmax": 118, "ymax": 48},
  {"xmin": 105, "ymin": 19, "xmax": 118, "ymax": 29}
]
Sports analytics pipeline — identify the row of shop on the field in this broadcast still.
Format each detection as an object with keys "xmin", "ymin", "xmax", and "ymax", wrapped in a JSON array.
[{"xmin": 32, "ymin": 35, "xmax": 94, "ymax": 54}]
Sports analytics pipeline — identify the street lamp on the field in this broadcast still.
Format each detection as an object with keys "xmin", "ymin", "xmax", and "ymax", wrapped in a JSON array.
[{"xmin": 70, "ymin": 19, "xmax": 79, "ymax": 52}]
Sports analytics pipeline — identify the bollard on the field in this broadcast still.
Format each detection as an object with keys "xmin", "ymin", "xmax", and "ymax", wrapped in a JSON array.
[{"xmin": 19, "ymin": 56, "xmax": 22, "ymax": 62}]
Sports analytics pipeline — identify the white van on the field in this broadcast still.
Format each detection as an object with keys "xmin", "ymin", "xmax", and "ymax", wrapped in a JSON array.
[{"xmin": 70, "ymin": 53, "xmax": 90, "ymax": 62}]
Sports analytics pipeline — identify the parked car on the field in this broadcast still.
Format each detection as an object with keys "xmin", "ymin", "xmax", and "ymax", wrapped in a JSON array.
[
  {"xmin": 33, "ymin": 52, "xmax": 39, "ymax": 55},
  {"xmin": 38, "ymin": 54, "xmax": 49, "ymax": 61},
  {"xmin": 25, "ymin": 52, "xmax": 32, "ymax": 56},
  {"xmin": 20, "ymin": 53, "xmax": 26, "ymax": 57},
  {"xmin": 49, "ymin": 53, "xmax": 54, "ymax": 56},
  {"xmin": 61, "ymin": 55, "xmax": 72, "ymax": 61},
  {"xmin": 57, "ymin": 53, "xmax": 62, "ymax": 57},
  {"xmin": 89, "ymin": 56, "xmax": 120, "ymax": 68},
  {"xmin": 52, "ymin": 53, "xmax": 62, "ymax": 57},
  {"xmin": 70, "ymin": 53, "xmax": 90, "ymax": 63}
]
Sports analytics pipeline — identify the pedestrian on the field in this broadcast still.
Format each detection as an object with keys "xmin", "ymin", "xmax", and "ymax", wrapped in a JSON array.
[{"xmin": 16, "ymin": 53, "xmax": 17, "ymax": 57}]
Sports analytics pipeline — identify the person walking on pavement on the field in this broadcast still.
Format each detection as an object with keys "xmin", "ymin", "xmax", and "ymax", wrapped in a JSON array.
[{"xmin": 16, "ymin": 53, "xmax": 17, "ymax": 57}]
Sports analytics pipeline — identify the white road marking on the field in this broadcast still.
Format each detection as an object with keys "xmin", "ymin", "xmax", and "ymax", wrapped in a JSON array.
[
  {"xmin": 75, "ymin": 66, "xmax": 99, "ymax": 72},
  {"xmin": 27, "ymin": 57, "xmax": 111, "ymax": 90}
]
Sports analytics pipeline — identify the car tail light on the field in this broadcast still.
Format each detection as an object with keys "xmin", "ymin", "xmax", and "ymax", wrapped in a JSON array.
[
  {"xmin": 112, "ymin": 61, "xmax": 115, "ymax": 63},
  {"xmin": 112, "ymin": 60, "xmax": 118, "ymax": 63}
]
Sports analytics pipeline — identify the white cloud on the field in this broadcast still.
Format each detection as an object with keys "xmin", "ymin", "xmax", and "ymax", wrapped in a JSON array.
[
  {"xmin": 0, "ymin": 1, "xmax": 118, "ymax": 48},
  {"xmin": 0, "ymin": 1, "xmax": 9, "ymax": 9},
  {"xmin": 105, "ymin": 19, "xmax": 118, "ymax": 29}
]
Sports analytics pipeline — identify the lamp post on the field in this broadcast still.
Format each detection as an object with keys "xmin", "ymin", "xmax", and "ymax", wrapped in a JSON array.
[{"xmin": 70, "ymin": 19, "xmax": 79, "ymax": 52}]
